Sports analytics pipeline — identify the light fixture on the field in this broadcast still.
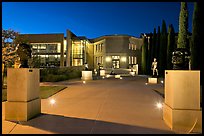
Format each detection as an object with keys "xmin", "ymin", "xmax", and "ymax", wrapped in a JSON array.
[
  {"xmin": 121, "ymin": 57, "xmax": 126, "ymax": 62},
  {"xmin": 161, "ymin": 80, "xmax": 164, "ymax": 84},
  {"xmin": 105, "ymin": 57, "xmax": 111, "ymax": 62},
  {"xmin": 83, "ymin": 81, "xmax": 86, "ymax": 84},
  {"xmin": 145, "ymin": 83, "xmax": 148, "ymax": 85}
]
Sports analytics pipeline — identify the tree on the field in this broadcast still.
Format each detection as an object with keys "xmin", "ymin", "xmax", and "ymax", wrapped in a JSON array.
[
  {"xmin": 167, "ymin": 24, "xmax": 175, "ymax": 70},
  {"xmin": 147, "ymin": 33, "xmax": 153, "ymax": 75},
  {"xmin": 152, "ymin": 28, "xmax": 157, "ymax": 59},
  {"xmin": 155, "ymin": 26, "xmax": 160, "ymax": 61},
  {"xmin": 141, "ymin": 35, "xmax": 148, "ymax": 74},
  {"xmin": 190, "ymin": 2, "xmax": 203, "ymax": 85},
  {"xmin": 2, "ymin": 29, "xmax": 19, "ymax": 87},
  {"xmin": 177, "ymin": 2, "xmax": 188, "ymax": 49},
  {"xmin": 159, "ymin": 20, "xmax": 167, "ymax": 77}
]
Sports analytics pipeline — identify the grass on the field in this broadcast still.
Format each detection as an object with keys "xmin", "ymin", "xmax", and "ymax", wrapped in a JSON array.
[{"xmin": 2, "ymin": 86, "xmax": 67, "ymax": 102}]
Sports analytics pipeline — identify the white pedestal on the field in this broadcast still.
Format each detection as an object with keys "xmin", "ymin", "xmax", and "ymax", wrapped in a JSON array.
[
  {"xmin": 100, "ymin": 70, "xmax": 106, "ymax": 77},
  {"xmin": 115, "ymin": 75, "xmax": 121, "ymax": 79},
  {"xmin": 129, "ymin": 71, "xmax": 135, "ymax": 76},
  {"xmin": 163, "ymin": 70, "xmax": 202, "ymax": 133},
  {"xmin": 81, "ymin": 71, "xmax": 93, "ymax": 80},
  {"xmin": 5, "ymin": 68, "xmax": 41, "ymax": 121},
  {"xmin": 148, "ymin": 77, "xmax": 158, "ymax": 84}
]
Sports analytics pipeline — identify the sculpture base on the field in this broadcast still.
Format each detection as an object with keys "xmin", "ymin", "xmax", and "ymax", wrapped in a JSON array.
[
  {"xmin": 5, "ymin": 98, "xmax": 41, "ymax": 121},
  {"xmin": 100, "ymin": 70, "xmax": 106, "ymax": 77},
  {"xmin": 148, "ymin": 77, "xmax": 157, "ymax": 84},
  {"xmin": 163, "ymin": 103, "xmax": 202, "ymax": 133},
  {"xmin": 129, "ymin": 71, "xmax": 135, "ymax": 76},
  {"xmin": 81, "ymin": 71, "xmax": 93, "ymax": 80},
  {"xmin": 115, "ymin": 75, "xmax": 121, "ymax": 79}
]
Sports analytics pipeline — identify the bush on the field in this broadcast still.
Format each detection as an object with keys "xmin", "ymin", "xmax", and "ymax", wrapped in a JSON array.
[{"xmin": 40, "ymin": 66, "xmax": 83, "ymax": 82}]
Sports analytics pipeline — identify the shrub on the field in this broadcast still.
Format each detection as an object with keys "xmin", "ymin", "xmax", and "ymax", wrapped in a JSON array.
[{"xmin": 40, "ymin": 66, "xmax": 83, "ymax": 82}]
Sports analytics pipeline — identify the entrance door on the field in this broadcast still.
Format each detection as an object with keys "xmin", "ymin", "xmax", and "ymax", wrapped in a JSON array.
[{"xmin": 112, "ymin": 60, "xmax": 120, "ymax": 68}]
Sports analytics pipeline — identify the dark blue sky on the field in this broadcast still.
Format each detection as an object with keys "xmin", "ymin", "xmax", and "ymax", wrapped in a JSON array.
[{"xmin": 2, "ymin": 2, "xmax": 194, "ymax": 38}]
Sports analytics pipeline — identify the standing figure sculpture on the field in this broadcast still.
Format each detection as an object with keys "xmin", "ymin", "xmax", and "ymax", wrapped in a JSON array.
[
  {"xmin": 16, "ymin": 43, "xmax": 32, "ymax": 68},
  {"xmin": 84, "ymin": 62, "xmax": 88, "ymax": 71},
  {"xmin": 151, "ymin": 58, "xmax": 158, "ymax": 77}
]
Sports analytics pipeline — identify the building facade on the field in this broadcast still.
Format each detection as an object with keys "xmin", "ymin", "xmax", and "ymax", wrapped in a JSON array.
[{"xmin": 19, "ymin": 30, "xmax": 143, "ymax": 70}]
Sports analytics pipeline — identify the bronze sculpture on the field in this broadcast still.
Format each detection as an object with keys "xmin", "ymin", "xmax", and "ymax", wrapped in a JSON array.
[{"xmin": 16, "ymin": 43, "xmax": 32, "ymax": 68}]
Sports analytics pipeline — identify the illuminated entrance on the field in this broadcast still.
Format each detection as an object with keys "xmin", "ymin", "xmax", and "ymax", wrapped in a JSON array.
[{"xmin": 112, "ymin": 56, "xmax": 120, "ymax": 68}]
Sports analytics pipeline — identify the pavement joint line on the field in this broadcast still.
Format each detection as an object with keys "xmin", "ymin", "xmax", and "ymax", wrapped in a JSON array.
[
  {"xmin": 8, "ymin": 122, "xmax": 18, "ymax": 134},
  {"xmin": 90, "ymin": 88, "xmax": 111, "ymax": 134}
]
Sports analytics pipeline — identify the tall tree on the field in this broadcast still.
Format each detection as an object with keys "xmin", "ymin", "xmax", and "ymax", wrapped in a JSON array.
[
  {"xmin": 147, "ymin": 33, "xmax": 153, "ymax": 75},
  {"xmin": 190, "ymin": 2, "xmax": 203, "ymax": 85},
  {"xmin": 155, "ymin": 26, "xmax": 160, "ymax": 62},
  {"xmin": 177, "ymin": 2, "xmax": 188, "ymax": 49},
  {"xmin": 159, "ymin": 20, "xmax": 167, "ymax": 77},
  {"xmin": 152, "ymin": 28, "xmax": 157, "ymax": 59},
  {"xmin": 167, "ymin": 24, "xmax": 175, "ymax": 70},
  {"xmin": 141, "ymin": 35, "xmax": 148, "ymax": 74}
]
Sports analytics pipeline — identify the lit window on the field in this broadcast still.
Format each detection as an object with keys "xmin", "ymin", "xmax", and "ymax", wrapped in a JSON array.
[
  {"xmin": 132, "ymin": 56, "xmax": 134, "ymax": 64},
  {"xmin": 129, "ymin": 56, "xmax": 131, "ymax": 64}
]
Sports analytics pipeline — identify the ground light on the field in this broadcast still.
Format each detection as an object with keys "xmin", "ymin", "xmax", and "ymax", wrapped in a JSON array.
[
  {"xmin": 120, "ymin": 77, "xmax": 123, "ymax": 79},
  {"xmin": 161, "ymin": 80, "xmax": 164, "ymax": 84},
  {"xmin": 145, "ymin": 83, "xmax": 148, "ymax": 85},
  {"xmin": 50, "ymin": 98, "xmax": 56, "ymax": 105},
  {"xmin": 156, "ymin": 102, "xmax": 163, "ymax": 109},
  {"xmin": 83, "ymin": 81, "xmax": 86, "ymax": 84}
]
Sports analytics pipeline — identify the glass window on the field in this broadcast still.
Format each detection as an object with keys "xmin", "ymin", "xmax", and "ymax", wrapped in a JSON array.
[{"xmin": 129, "ymin": 56, "xmax": 131, "ymax": 64}]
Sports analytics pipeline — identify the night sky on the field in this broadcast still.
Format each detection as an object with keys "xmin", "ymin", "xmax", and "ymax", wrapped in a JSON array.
[{"xmin": 2, "ymin": 2, "xmax": 194, "ymax": 39}]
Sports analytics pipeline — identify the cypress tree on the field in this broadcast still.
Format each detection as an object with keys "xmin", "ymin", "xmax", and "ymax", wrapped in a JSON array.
[
  {"xmin": 159, "ymin": 20, "xmax": 167, "ymax": 77},
  {"xmin": 177, "ymin": 2, "xmax": 188, "ymax": 49},
  {"xmin": 191, "ymin": 2, "xmax": 203, "ymax": 85},
  {"xmin": 167, "ymin": 24, "xmax": 175, "ymax": 70},
  {"xmin": 147, "ymin": 33, "xmax": 153, "ymax": 75},
  {"xmin": 141, "ymin": 35, "xmax": 148, "ymax": 74},
  {"xmin": 152, "ymin": 28, "xmax": 157, "ymax": 59},
  {"xmin": 155, "ymin": 26, "xmax": 160, "ymax": 60}
]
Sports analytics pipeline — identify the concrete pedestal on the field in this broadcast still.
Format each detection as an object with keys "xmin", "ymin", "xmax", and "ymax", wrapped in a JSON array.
[
  {"xmin": 130, "ymin": 71, "xmax": 135, "ymax": 76},
  {"xmin": 5, "ymin": 68, "xmax": 41, "ymax": 121},
  {"xmin": 81, "ymin": 71, "xmax": 93, "ymax": 80},
  {"xmin": 100, "ymin": 70, "xmax": 106, "ymax": 77},
  {"xmin": 115, "ymin": 75, "xmax": 121, "ymax": 79},
  {"xmin": 5, "ymin": 98, "xmax": 41, "ymax": 121},
  {"xmin": 148, "ymin": 77, "xmax": 157, "ymax": 84},
  {"xmin": 163, "ymin": 70, "xmax": 202, "ymax": 133}
]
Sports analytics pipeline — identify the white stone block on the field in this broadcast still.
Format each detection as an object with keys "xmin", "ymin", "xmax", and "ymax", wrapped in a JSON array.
[
  {"xmin": 148, "ymin": 77, "xmax": 158, "ymax": 84},
  {"xmin": 100, "ymin": 70, "xmax": 106, "ymax": 76},
  {"xmin": 7, "ymin": 68, "xmax": 39, "ymax": 102},
  {"xmin": 5, "ymin": 98, "xmax": 41, "ymax": 121},
  {"xmin": 115, "ymin": 75, "xmax": 121, "ymax": 78},
  {"xmin": 81, "ymin": 71, "xmax": 93, "ymax": 80},
  {"xmin": 164, "ymin": 70, "xmax": 200, "ymax": 110},
  {"xmin": 163, "ymin": 103, "xmax": 202, "ymax": 133}
]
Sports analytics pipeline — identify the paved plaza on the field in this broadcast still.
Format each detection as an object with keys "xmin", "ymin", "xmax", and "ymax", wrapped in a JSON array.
[{"xmin": 2, "ymin": 76, "xmax": 175, "ymax": 134}]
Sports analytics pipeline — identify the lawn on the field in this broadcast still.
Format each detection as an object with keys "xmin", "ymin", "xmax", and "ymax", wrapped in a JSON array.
[{"xmin": 2, "ymin": 86, "xmax": 67, "ymax": 102}]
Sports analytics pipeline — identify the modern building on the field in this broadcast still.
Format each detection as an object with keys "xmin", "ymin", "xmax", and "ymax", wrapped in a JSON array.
[{"xmin": 19, "ymin": 30, "xmax": 143, "ymax": 71}]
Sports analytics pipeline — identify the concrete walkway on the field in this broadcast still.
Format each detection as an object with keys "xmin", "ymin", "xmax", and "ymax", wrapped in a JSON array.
[{"xmin": 2, "ymin": 76, "xmax": 175, "ymax": 134}]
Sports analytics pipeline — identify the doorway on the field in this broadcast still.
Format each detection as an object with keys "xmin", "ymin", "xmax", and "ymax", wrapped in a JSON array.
[{"xmin": 112, "ymin": 60, "xmax": 120, "ymax": 68}]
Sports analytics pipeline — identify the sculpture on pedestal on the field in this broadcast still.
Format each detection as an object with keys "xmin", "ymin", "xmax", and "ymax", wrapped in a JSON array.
[
  {"xmin": 151, "ymin": 58, "xmax": 158, "ymax": 77},
  {"xmin": 171, "ymin": 48, "xmax": 190, "ymax": 70},
  {"xmin": 16, "ymin": 43, "xmax": 32, "ymax": 68},
  {"xmin": 84, "ymin": 62, "xmax": 89, "ymax": 71}
]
